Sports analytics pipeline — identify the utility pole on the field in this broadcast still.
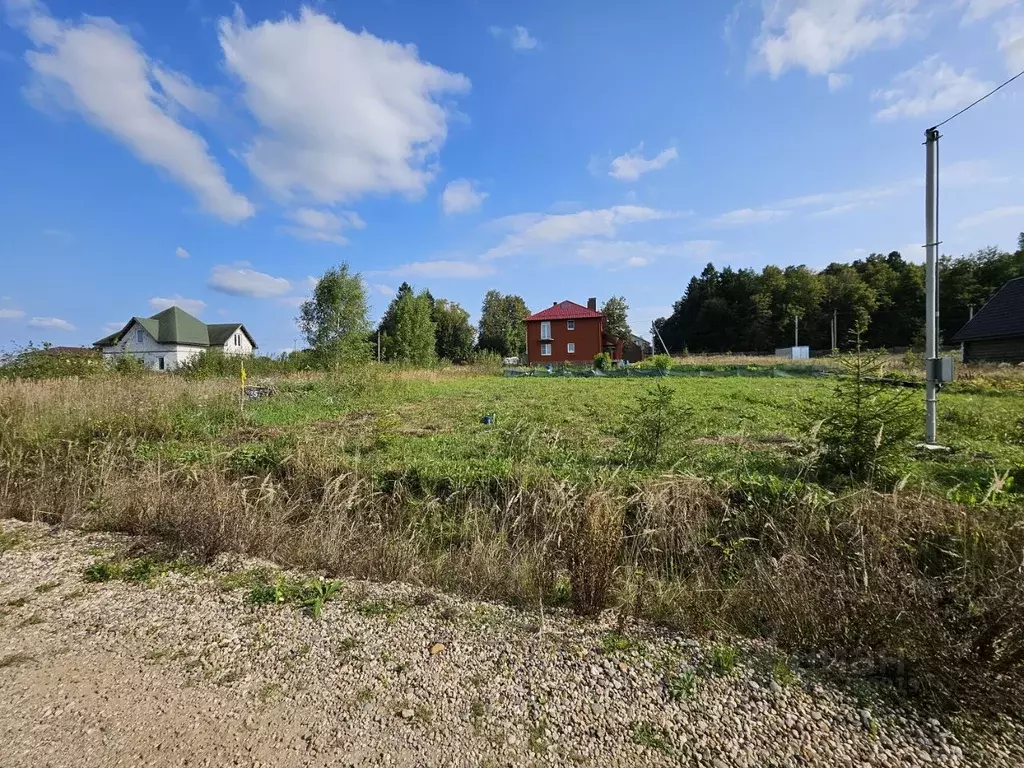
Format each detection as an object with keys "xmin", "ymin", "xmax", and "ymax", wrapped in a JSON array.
[
  {"xmin": 794, "ymin": 313, "xmax": 799, "ymax": 347},
  {"xmin": 924, "ymin": 127, "xmax": 940, "ymax": 444},
  {"xmin": 377, "ymin": 329, "xmax": 381, "ymax": 362},
  {"xmin": 831, "ymin": 310, "xmax": 837, "ymax": 351}
]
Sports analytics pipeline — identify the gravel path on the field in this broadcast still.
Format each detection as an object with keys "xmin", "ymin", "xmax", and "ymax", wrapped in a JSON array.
[{"xmin": 1, "ymin": 519, "xmax": 1022, "ymax": 767}]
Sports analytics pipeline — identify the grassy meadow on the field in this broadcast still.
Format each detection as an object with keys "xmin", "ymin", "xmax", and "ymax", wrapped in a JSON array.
[{"xmin": 2, "ymin": 362, "xmax": 1023, "ymax": 710}]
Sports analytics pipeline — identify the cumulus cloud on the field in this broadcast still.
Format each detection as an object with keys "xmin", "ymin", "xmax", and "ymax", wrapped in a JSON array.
[
  {"xmin": 0, "ymin": 308, "xmax": 26, "ymax": 320},
  {"xmin": 442, "ymin": 179, "xmax": 487, "ymax": 214},
  {"xmin": 756, "ymin": 0, "xmax": 919, "ymax": 78},
  {"xmin": 282, "ymin": 207, "xmax": 365, "ymax": 244},
  {"xmin": 148, "ymin": 295, "xmax": 206, "ymax": 315},
  {"xmin": 175, "ymin": 246, "xmax": 191, "ymax": 259},
  {"xmin": 607, "ymin": 144, "xmax": 678, "ymax": 182},
  {"xmin": 7, "ymin": 0, "xmax": 253, "ymax": 223},
  {"xmin": 208, "ymin": 264, "xmax": 292, "ymax": 298},
  {"xmin": 28, "ymin": 316, "xmax": 75, "ymax": 331},
  {"xmin": 489, "ymin": 24, "xmax": 538, "ymax": 51},
  {"xmin": 219, "ymin": 8, "xmax": 469, "ymax": 205},
  {"xmin": 873, "ymin": 56, "xmax": 992, "ymax": 121},
  {"xmin": 711, "ymin": 208, "xmax": 790, "ymax": 226},
  {"xmin": 482, "ymin": 205, "xmax": 682, "ymax": 260}
]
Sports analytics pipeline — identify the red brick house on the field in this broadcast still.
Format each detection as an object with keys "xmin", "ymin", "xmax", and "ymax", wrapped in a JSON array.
[{"xmin": 524, "ymin": 298, "xmax": 625, "ymax": 365}]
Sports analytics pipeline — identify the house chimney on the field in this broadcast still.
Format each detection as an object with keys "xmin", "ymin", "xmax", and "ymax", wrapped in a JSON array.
[
  {"xmin": 553, "ymin": 301, "xmax": 558, "ymax": 306},
  {"xmin": 587, "ymin": 297, "xmax": 597, "ymax": 311}
]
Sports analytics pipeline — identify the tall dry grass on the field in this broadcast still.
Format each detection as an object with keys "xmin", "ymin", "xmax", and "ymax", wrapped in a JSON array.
[{"xmin": 1, "ymin": 373, "xmax": 1022, "ymax": 712}]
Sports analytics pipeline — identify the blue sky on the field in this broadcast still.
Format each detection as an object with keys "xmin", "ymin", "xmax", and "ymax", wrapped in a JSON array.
[{"xmin": 1, "ymin": 0, "xmax": 1023, "ymax": 354}]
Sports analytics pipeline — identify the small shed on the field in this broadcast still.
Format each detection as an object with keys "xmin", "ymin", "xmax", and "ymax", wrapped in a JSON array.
[
  {"xmin": 775, "ymin": 346, "xmax": 810, "ymax": 360},
  {"xmin": 952, "ymin": 277, "xmax": 1024, "ymax": 363}
]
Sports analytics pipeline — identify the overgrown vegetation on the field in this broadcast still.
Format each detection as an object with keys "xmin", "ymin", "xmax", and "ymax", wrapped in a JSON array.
[{"xmin": 1, "ymin": 365, "xmax": 1023, "ymax": 713}]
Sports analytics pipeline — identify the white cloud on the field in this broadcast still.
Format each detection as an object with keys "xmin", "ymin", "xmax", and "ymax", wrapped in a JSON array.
[
  {"xmin": 811, "ymin": 201, "xmax": 875, "ymax": 217},
  {"xmin": 442, "ymin": 179, "xmax": 487, "ymax": 215},
  {"xmin": 148, "ymin": 295, "xmax": 207, "ymax": 315},
  {"xmin": 957, "ymin": 205, "xmax": 1024, "ymax": 229},
  {"xmin": 175, "ymin": 246, "xmax": 190, "ymax": 259},
  {"xmin": 0, "ymin": 308, "xmax": 26, "ymax": 320},
  {"xmin": 370, "ymin": 283, "xmax": 395, "ymax": 297},
  {"xmin": 482, "ymin": 205, "xmax": 682, "ymax": 260},
  {"xmin": 152, "ymin": 66, "xmax": 219, "ymax": 118},
  {"xmin": 958, "ymin": 0, "xmax": 1016, "ymax": 23},
  {"xmin": 489, "ymin": 25, "xmax": 538, "ymax": 51},
  {"xmin": 575, "ymin": 240, "xmax": 673, "ymax": 268},
  {"xmin": 384, "ymin": 260, "xmax": 495, "ymax": 279},
  {"xmin": 607, "ymin": 143, "xmax": 678, "ymax": 181},
  {"xmin": 208, "ymin": 264, "xmax": 292, "ymax": 298},
  {"xmin": 873, "ymin": 56, "xmax": 992, "ymax": 121},
  {"xmin": 8, "ymin": 0, "xmax": 254, "ymax": 223},
  {"xmin": 28, "ymin": 316, "xmax": 75, "ymax": 331},
  {"xmin": 827, "ymin": 72, "xmax": 852, "ymax": 91},
  {"xmin": 998, "ymin": 16, "xmax": 1024, "ymax": 72},
  {"xmin": 756, "ymin": 0, "xmax": 919, "ymax": 78},
  {"xmin": 711, "ymin": 208, "xmax": 790, "ymax": 226},
  {"xmin": 219, "ymin": 8, "xmax": 469, "ymax": 205},
  {"xmin": 282, "ymin": 207, "xmax": 365, "ymax": 244}
]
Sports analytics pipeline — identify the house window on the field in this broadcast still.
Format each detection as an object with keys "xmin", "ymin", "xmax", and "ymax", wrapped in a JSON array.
[
  {"xmin": 567, "ymin": 320, "xmax": 575, "ymax": 331},
  {"xmin": 540, "ymin": 321, "xmax": 552, "ymax": 340},
  {"xmin": 136, "ymin": 329, "xmax": 144, "ymax": 344},
  {"xmin": 541, "ymin": 343, "xmax": 552, "ymax": 357},
  {"xmin": 158, "ymin": 357, "xmax": 165, "ymax": 371},
  {"xmin": 567, "ymin": 342, "xmax": 575, "ymax": 354},
  {"xmin": 234, "ymin": 333, "xmax": 241, "ymax": 347}
]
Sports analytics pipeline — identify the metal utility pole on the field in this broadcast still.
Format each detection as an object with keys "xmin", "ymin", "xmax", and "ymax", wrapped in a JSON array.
[
  {"xmin": 793, "ymin": 313, "xmax": 799, "ymax": 347},
  {"xmin": 831, "ymin": 310, "xmax": 837, "ymax": 351},
  {"xmin": 924, "ymin": 127, "xmax": 940, "ymax": 444}
]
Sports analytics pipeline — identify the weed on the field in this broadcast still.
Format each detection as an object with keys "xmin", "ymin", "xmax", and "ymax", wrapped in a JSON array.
[
  {"xmin": 600, "ymin": 632, "xmax": 632, "ymax": 656},
  {"xmin": 34, "ymin": 581, "xmax": 60, "ymax": 593},
  {"xmin": 0, "ymin": 530, "xmax": 23, "ymax": 556},
  {"xmin": 356, "ymin": 599, "xmax": 406, "ymax": 622},
  {"xmin": 631, "ymin": 721, "xmax": 674, "ymax": 754},
  {"xmin": 529, "ymin": 717, "xmax": 548, "ymax": 753},
  {"xmin": 215, "ymin": 669, "xmax": 242, "ymax": 686},
  {"xmin": 665, "ymin": 668, "xmax": 698, "ymax": 701},
  {"xmin": 711, "ymin": 644, "xmax": 738, "ymax": 676},
  {"xmin": 615, "ymin": 383, "xmax": 692, "ymax": 468},
  {"xmin": 20, "ymin": 613, "xmax": 44, "ymax": 626},
  {"xmin": 355, "ymin": 686, "xmax": 374, "ymax": 704},
  {"xmin": 415, "ymin": 703, "xmax": 434, "ymax": 723},
  {"xmin": 337, "ymin": 636, "xmax": 360, "ymax": 653},
  {"xmin": 0, "ymin": 652, "xmax": 34, "ymax": 668},
  {"xmin": 258, "ymin": 682, "xmax": 283, "ymax": 702},
  {"xmin": 771, "ymin": 657, "xmax": 798, "ymax": 687},
  {"xmin": 83, "ymin": 560, "xmax": 120, "ymax": 583},
  {"xmin": 5, "ymin": 596, "xmax": 30, "ymax": 608},
  {"xmin": 296, "ymin": 579, "xmax": 343, "ymax": 619}
]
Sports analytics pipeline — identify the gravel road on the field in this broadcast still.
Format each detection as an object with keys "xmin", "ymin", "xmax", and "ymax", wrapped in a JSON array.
[{"xmin": 1, "ymin": 519, "xmax": 1021, "ymax": 767}]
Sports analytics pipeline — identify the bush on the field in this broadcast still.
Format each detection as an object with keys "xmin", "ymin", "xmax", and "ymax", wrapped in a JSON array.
[
  {"xmin": 593, "ymin": 352, "xmax": 611, "ymax": 371},
  {"xmin": 647, "ymin": 354, "xmax": 672, "ymax": 373},
  {"xmin": 565, "ymin": 492, "xmax": 623, "ymax": 615},
  {"xmin": 0, "ymin": 344, "xmax": 106, "ymax": 380},
  {"xmin": 108, "ymin": 354, "xmax": 148, "ymax": 378}
]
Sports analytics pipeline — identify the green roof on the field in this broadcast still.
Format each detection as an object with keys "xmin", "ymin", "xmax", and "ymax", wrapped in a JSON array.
[{"xmin": 93, "ymin": 307, "xmax": 256, "ymax": 349}]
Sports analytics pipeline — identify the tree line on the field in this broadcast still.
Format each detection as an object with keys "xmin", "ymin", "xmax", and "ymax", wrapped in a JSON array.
[
  {"xmin": 297, "ymin": 266, "xmax": 636, "ymax": 366},
  {"xmin": 653, "ymin": 237, "xmax": 1024, "ymax": 354}
]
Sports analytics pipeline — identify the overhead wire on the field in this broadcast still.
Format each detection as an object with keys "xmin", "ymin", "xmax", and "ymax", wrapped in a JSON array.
[{"xmin": 930, "ymin": 67, "xmax": 1024, "ymax": 130}]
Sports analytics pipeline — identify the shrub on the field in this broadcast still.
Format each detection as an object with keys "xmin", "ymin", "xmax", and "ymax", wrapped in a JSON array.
[
  {"xmin": 565, "ymin": 492, "xmax": 624, "ymax": 616},
  {"xmin": 592, "ymin": 352, "xmax": 611, "ymax": 371},
  {"xmin": 648, "ymin": 354, "xmax": 672, "ymax": 373},
  {"xmin": 108, "ymin": 354, "xmax": 148, "ymax": 378}
]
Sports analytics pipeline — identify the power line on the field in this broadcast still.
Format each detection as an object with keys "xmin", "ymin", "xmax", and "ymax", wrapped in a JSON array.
[{"xmin": 930, "ymin": 67, "xmax": 1024, "ymax": 130}]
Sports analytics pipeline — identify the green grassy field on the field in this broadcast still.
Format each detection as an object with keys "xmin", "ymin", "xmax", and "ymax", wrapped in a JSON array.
[{"xmin": 212, "ymin": 372, "xmax": 1023, "ymax": 501}]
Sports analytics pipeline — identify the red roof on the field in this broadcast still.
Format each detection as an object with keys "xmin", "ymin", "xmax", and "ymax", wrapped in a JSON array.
[{"xmin": 525, "ymin": 300, "xmax": 603, "ymax": 322}]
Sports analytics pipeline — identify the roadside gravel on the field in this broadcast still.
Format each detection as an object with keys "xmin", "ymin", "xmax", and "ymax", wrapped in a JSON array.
[{"xmin": 1, "ymin": 519, "xmax": 1021, "ymax": 767}]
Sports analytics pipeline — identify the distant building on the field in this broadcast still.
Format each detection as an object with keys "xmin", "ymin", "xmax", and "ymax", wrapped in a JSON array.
[
  {"xmin": 93, "ymin": 306, "xmax": 256, "ymax": 371},
  {"xmin": 523, "ymin": 298, "xmax": 625, "ymax": 365},
  {"xmin": 622, "ymin": 334, "xmax": 652, "ymax": 363},
  {"xmin": 952, "ymin": 277, "xmax": 1024, "ymax": 363}
]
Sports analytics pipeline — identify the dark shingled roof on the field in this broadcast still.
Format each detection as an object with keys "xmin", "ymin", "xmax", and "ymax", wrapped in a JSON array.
[{"xmin": 952, "ymin": 277, "xmax": 1024, "ymax": 343}]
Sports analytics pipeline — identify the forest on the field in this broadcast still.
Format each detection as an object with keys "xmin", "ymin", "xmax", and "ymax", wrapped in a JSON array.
[{"xmin": 652, "ymin": 236, "xmax": 1024, "ymax": 354}]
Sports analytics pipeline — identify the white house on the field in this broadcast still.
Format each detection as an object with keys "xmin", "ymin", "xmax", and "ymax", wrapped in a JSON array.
[{"xmin": 93, "ymin": 306, "xmax": 256, "ymax": 371}]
